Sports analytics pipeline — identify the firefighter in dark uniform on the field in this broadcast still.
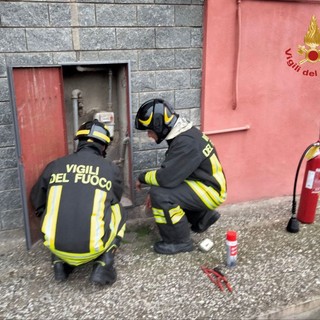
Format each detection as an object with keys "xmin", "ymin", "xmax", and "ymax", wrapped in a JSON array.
[
  {"xmin": 135, "ymin": 99, "xmax": 227, "ymax": 255},
  {"xmin": 31, "ymin": 120, "xmax": 127, "ymax": 285}
]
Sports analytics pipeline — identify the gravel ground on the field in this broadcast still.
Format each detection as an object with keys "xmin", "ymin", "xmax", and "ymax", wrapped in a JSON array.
[{"xmin": 0, "ymin": 196, "xmax": 319, "ymax": 319}]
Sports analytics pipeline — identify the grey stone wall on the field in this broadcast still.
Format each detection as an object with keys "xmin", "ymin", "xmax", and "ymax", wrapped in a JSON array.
[{"xmin": 0, "ymin": 0, "xmax": 204, "ymax": 230}]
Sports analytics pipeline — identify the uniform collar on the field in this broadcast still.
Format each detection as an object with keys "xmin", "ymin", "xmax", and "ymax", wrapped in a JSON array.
[{"xmin": 76, "ymin": 141, "xmax": 103, "ymax": 156}]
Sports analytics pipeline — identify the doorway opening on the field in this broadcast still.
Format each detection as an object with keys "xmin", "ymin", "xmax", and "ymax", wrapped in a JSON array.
[
  {"xmin": 62, "ymin": 63, "xmax": 133, "ymax": 208},
  {"xmin": 9, "ymin": 62, "xmax": 133, "ymax": 249}
]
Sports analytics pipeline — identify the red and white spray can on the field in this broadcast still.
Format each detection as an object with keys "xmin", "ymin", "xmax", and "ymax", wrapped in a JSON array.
[{"xmin": 226, "ymin": 230, "xmax": 238, "ymax": 268}]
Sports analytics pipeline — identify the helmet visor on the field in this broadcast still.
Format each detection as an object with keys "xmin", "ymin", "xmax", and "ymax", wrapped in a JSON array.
[{"xmin": 135, "ymin": 103, "xmax": 154, "ymax": 130}]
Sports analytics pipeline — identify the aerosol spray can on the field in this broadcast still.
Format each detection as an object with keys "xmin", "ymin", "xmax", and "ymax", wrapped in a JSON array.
[{"xmin": 226, "ymin": 230, "xmax": 237, "ymax": 267}]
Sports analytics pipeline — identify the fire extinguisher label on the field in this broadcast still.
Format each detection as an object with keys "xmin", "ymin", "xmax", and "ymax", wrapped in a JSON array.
[
  {"xmin": 306, "ymin": 170, "xmax": 315, "ymax": 189},
  {"xmin": 305, "ymin": 169, "xmax": 320, "ymax": 193},
  {"xmin": 312, "ymin": 169, "xmax": 320, "ymax": 193}
]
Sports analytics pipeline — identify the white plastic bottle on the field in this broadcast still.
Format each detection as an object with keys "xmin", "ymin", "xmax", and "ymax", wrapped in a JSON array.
[{"xmin": 226, "ymin": 230, "xmax": 237, "ymax": 267}]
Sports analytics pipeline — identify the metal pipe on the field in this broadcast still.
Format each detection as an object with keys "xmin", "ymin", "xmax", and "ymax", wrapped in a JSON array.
[
  {"xmin": 71, "ymin": 89, "xmax": 83, "ymax": 151},
  {"xmin": 233, "ymin": 0, "xmax": 242, "ymax": 110},
  {"xmin": 204, "ymin": 125, "xmax": 250, "ymax": 135},
  {"xmin": 113, "ymin": 136, "xmax": 130, "ymax": 167},
  {"xmin": 76, "ymin": 66, "xmax": 106, "ymax": 72},
  {"xmin": 107, "ymin": 69, "xmax": 113, "ymax": 111}
]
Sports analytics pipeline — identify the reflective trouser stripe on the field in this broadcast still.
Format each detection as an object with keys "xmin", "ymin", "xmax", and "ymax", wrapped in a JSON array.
[
  {"xmin": 206, "ymin": 183, "xmax": 227, "ymax": 205},
  {"xmin": 117, "ymin": 223, "xmax": 126, "ymax": 239},
  {"xmin": 89, "ymin": 189, "xmax": 107, "ymax": 253},
  {"xmin": 108, "ymin": 203, "xmax": 121, "ymax": 241},
  {"xmin": 50, "ymin": 249, "xmax": 102, "ymax": 266},
  {"xmin": 145, "ymin": 170, "xmax": 159, "ymax": 186},
  {"xmin": 169, "ymin": 206, "xmax": 185, "ymax": 224},
  {"xmin": 185, "ymin": 180, "xmax": 225, "ymax": 210},
  {"xmin": 106, "ymin": 222, "xmax": 126, "ymax": 253},
  {"xmin": 102, "ymin": 203, "xmax": 125, "ymax": 253},
  {"xmin": 153, "ymin": 205, "xmax": 185, "ymax": 225},
  {"xmin": 210, "ymin": 153, "xmax": 227, "ymax": 197},
  {"xmin": 48, "ymin": 203, "xmax": 125, "ymax": 266},
  {"xmin": 42, "ymin": 185, "xmax": 63, "ymax": 250},
  {"xmin": 153, "ymin": 207, "xmax": 166, "ymax": 224}
]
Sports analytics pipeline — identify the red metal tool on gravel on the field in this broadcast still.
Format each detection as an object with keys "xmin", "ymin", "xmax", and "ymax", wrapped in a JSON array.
[{"xmin": 201, "ymin": 266, "xmax": 232, "ymax": 293}]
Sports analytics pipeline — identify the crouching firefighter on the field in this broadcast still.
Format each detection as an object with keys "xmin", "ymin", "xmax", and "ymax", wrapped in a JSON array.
[
  {"xmin": 135, "ymin": 98, "xmax": 227, "ymax": 255},
  {"xmin": 30, "ymin": 120, "xmax": 127, "ymax": 285}
]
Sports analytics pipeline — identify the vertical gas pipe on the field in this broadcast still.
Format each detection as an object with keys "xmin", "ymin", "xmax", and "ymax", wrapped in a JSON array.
[{"xmin": 71, "ymin": 89, "xmax": 83, "ymax": 151}]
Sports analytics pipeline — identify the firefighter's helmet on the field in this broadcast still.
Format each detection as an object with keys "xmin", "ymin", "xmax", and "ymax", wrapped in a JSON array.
[
  {"xmin": 75, "ymin": 119, "xmax": 111, "ymax": 146},
  {"xmin": 135, "ymin": 98, "xmax": 179, "ymax": 144}
]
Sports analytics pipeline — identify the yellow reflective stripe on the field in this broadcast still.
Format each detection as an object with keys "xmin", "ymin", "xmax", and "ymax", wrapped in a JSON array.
[
  {"xmin": 117, "ymin": 223, "xmax": 126, "ymax": 238},
  {"xmin": 210, "ymin": 154, "xmax": 227, "ymax": 196},
  {"xmin": 202, "ymin": 133, "xmax": 210, "ymax": 142},
  {"xmin": 169, "ymin": 205, "xmax": 185, "ymax": 224},
  {"xmin": 103, "ymin": 203, "xmax": 122, "ymax": 250},
  {"xmin": 189, "ymin": 179, "xmax": 226, "ymax": 208},
  {"xmin": 164, "ymin": 107, "xmax": 174, "ymax": 124},
  {"xmin": 41, "ymin": 185, "xmax": 63, "ymax": 250},
  {"xmin": 152, "ymin": 206, "xmax": 185, "ymax": 224},
  {"xmin": 110, "ymin": 203, "xmax": 122, "ymax": 232},
  {"xmin": 197, "ymin": 181, "xmax": 225, "ymax": 207},
  {"xmin": 185, "ymin": 180, "xmax": 216, "ymax": 210},
  {"xmin": 145, "ymin": 170, "xmax": 159, "ymax": 186},
  {"xmin": 50, "ymin": 248, "xmax": 102, "ymax": 266},
  {"xmin": 76, "ymin": 129, "xmax": 110, "ymax": 143},
  {"xmin": 89, "ymin": 189, "xmax": 107, "ymax": 253},
  {"xmin": 76, "ymin": 129, "xmax": 89, "ymax": 136},
  {"xmin": 153, "ymin": 207, "xmax": 166, "ymax": 224},
  {"xmin": 139, "ymin": 112, "xmax": 153, "ymax": 126},
  {"xmin": 93, "ymin": 130, "xmax": 111, "ymax": 143}
]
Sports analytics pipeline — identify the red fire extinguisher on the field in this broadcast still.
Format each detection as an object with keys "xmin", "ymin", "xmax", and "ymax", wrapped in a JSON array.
[
  {"xmin": 287, "ymin": 140, "xmax": 320, "ymax": 233},
  {"xmin": 297, "ymin": 141, "xmax": 320, "ymax": 224}
]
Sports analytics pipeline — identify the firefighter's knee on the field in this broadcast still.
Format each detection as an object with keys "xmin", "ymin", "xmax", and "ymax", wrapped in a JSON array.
[{"xmin": 149, "ymin": 186, "xmax": 167, "ymax": 207}]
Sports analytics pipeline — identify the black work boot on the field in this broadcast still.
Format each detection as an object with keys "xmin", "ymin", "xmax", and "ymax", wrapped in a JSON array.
[
  {"xmin": 52, "ymin": 255, "xmax": 74, "ymax": 281},
  {"xmin": 154, "ymin": 239, "xmax": 194, "ymax": 255},
  {"xmin": 90, "ymin": 251, "xmax": 117, "ymax": 286},
  {"xmin": 191, "ymin": 210, "xmax": 220, "ymax": 233},
  {"xmin": 155, "ymin": 218, "xmax": 193, "ymax": 254}
]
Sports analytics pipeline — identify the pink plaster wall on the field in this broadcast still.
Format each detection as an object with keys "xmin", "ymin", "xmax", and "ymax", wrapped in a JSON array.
[{"xmin": 202, "ymin": 0, "xmax": 320, "ymax": 204}]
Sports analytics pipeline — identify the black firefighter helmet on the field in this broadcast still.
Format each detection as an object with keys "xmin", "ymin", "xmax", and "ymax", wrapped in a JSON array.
[
  {"xmin": 75, "ymin": 119, "xmax": 111, "ymax": 146},
  {"xmin": 135, "ymin": 98, "xmax": 179, "ymax": 144}
]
